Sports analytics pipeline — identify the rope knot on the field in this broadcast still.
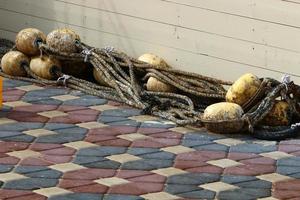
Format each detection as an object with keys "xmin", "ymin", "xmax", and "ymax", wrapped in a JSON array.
[
  {"xmin": 281, "ymin": 74, "xmax": 291, "ymax": 99},
  {"xmin": 57, "ymin": 75, "xmax": 71, "ymax": 86},
  {"xmin": 81, "ymin": 48, "xmax": 95, "ymax": 62},
  {"xmin": 104, "ymin": 46, "xmax": 115, "ymax": 53}
]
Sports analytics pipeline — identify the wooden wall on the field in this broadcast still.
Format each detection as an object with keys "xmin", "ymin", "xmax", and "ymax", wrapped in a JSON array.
[{"xmin": 1, "ymin": 0, "xmax": 300, "ymax": 83}]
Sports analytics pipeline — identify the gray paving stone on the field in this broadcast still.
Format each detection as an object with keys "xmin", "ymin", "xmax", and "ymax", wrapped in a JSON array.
[
  {"xmin": 167, "ymin": 173, "xmax": 220, "ymax": 185},
  {"xmin": 36, "ymin": 127, "xmax": 87, "ymax": 143},
  {"xmin": 0, "ymin": 164, "xmax": 13, "ymax": 173},
  {"xmin": 98, "ymin": 116, "xmax": 129, "ymax": 123},
  {"xmin": 4, "ymin": 79, "xmax": 31, "ymax": 88},
  {"xmin": 107, "ymin": 120, "xmax": 141, "ymax": 127},
  {"xmin": 101, "ymin": 108, "xmax": 141, "ymax": 117},
  {"xmin": 44, "ymin": 123, "xmax": 75, "ymax": 131},
  {"xmin": 127, "ymin": 148, "xmax": 160, "ymax": 156},
  {"xmin": 0, "ymin": 131, "xmax": 23, "ymax": 138},
  {"xmin": 63, "ymin": 95, "xmax": 107, "ymax": 106},
  {"xmin": 194, "ymin": 143, "xmax": 229, "ymax": 152},
  {"xmin": 277, "ymin": 165, "xmax": 300, "ymax": 175},
  {"xmin": 218, "ymin": 188, "xmax": 271, "ymax": 200},
  {"xmin": 49, "ymin": 193, "xmax": 103, "ymax": 200},
  {"xmin": 25, "ymin": 88, "xmax": 68, "ymax": 97},
  {"xmin": 235, "ymin": 180, "xmax": 272, "ymax": 189},
  {"xmin": 0, "ymin": 122, "xmax": 44, "ymax": 132},
  {"xmin": 165, "ymin": 184, "xmax": 200, "ymax": 194},
  {"xmin": 121, "ymin": 159, "xmax": 173, "ymax": 170},
  {"xmin": 77, "ymin": 146, "xmax": 127, "ymax": 157},
  {"xmin": 182, "ymin": 139, "xmax": 213, "ymax": 147},
  {"xmin": 3, "ymin": 177, "xmax": 58, "ymax": 190},
  {"xmin": 184, "ymin": 132, "xmax": 225, "ymax": 141},
  {"xmin": 221, "ymin": 175, "xmax": 257, "ymax": 184},
  {"xmin": 73, "ymin": 156, "xmax": 120, "ymax": 169},
  {"xmin": 103, "ymin": 194, "xmax": 144, "ymax": 200},
  {"xmin": 1, "ymin": 134, "xmax": 35, "ymax": 143},
  {"xmin": 15, "ymin": 166, "xmax": 48, "ymax": 174},
  {"xmin": 290, "ymin": 172, "xmax": 300, "ymax": 179},
  {"xmin": 277, "ymin": 157, "xmax": 300, "ymax": 167},
  {"xmin": 25, "ymin": 169, "xmax": 62, "ymax": 179},
  {"xmin": 140, "ymin": 121, "xmax": 176, "ymax": 129},
  {"xmin": 229, "ymin": 143, "xmax": 277, "ymax": 153},
  {"xmin": 139, "ymin": 151, "xmax": 175, "ymax": 160},
  {"xmin": 178, "ymin": 189, "xmax": 216, "ymax": 199}
]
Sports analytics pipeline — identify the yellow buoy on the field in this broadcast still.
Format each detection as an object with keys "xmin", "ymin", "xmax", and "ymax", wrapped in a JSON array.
[
  {"xmin": 15, "ymin": 28, "xmax": 46, "ymax": 56},
  {"xmin": 1, "ymin": 51, "xmax": 29, "ymax": 76},
  {"xmin": 226, "ymin": 73, "xmax": 261, "ymax": 106},
  {"xmin": 138, "ymin": 53, "xmax": 175, "ymax": 93},
  {"xmin": 93, "ymin": 68, "xmax": 109, "ymax": 86},
  {"xmin": 30, "ymin": 55, "xmax": 61, "ymax": 80},
  {"xmin": 46, "ymin": 28, "xmax": 80, "ymax": 53},
  {"xmin": 203, "ymin": 102, "xmax": 244, "ymax": 133},
  {"xmin": 261, "ymin": 101, "xmax": 291, "ymax": 126}
]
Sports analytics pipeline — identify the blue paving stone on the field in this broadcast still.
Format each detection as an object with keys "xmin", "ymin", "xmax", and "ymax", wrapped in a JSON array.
[
  {"xmin": 103, "ymin": 194, "xmax": 144, "ymax": 200},
  {"xmin": 43, "ymin": 123, "xmax": 75, "ymax": 131},
  {"xmin": 0, "ymin": 131, "xmax": 23, "ymax": 138},
  {"xmin": 121, "ymin": 159, "xmax": 173, "ymax": 170},
  {"xmin": 107, "ymin": 120, "xmax": 141, "ymax": 127},
  {"xmin": 4, "ymin": 177, "xmax": 58, "ymax": 190},
  {"xmin": 98, "ymin": 116, "xmax": 129, "ymax": 123},
  {"xmin": 49, "ymin": 193, "xmax": 103, "ymax": 200},
  {"xmin": 1, "ymin": 134, "xmax": 35, "ymax": 143},
  {"xmin": 31, "ymin": 99, "xmax": 63, "ymax": 105},
  {"xmin": 184, "ymin": 132, "xmax": 225, "ymax": 141},
  {"xmin": 3, "ymin": 79, "xmax": 31, "ymax": 88},
  {"xmin": 36, "ymin": 127, "xmax": 87, "ymax": 143},
  {"xmin": 277, "ymin": 165, "xmax": 300, "ymax": 175},
  {"xmin": 0, "ymin": 164, "xmax": 13, "ymax": 173},
  {"xmin": 77, "ymin": 146, "xmax": 127, "ymax": 157},
  {"xmin": 182, "ymin": 139, "xmax": 213, "ymax": 147},
  {"xmin": 194, "ymin": 143, "xmax": 229, "ymax": 152},
  {"xmin": 140, "ymin": 121, "xmax": 176, "ymax": 129},
  {"xmin": 277, "ymin": 157, "xmax": 300, "ymax": 167},
  {"xmin": 21, "ymin": 95, "xmax": 53, "ymax": 102},
  {"xmin": 221, "ymin": 175, "xmax": 257, "ymax": 184},
  {"xmin": 178, "ymin": 190, "xmax": 216, "ymax": 199},
  {"xmin": 63, "ymin": 95, "xmax": 107, "ymax": 106},
  {"xmin": 290, "ymin": 172, "xmax": 300, "ymax": 179},
  {"xmin": 0, "ymin": 122, "xmax": 44, "ymax": 132},
  {"xmin": 229, "ymin": 143, "xmax": 277, "ymax": 153},
  {"xmin": 127, "ymin": 147, "xmax": 160, "ymax": 156},
  {"xmin": 25, "ymin": 88, "xmax": 68, "ymax": 97},
  {"xmin": 25, "ymin": 169, "xmax": 62, "ymax": 179},
  {"xmin": 69, "ymin": 90, "xmax": 85, "ymax": 96},
  {"xmin": 139, "ymin": 151, "xmax": 175, "ymax": 160},
  {"xmin": 167, "ymin": 173, "xmax": 220, "ymax": 185},
  {"xmin": 165, "ymin": 184, "xmax": 200, "ymax": 194},
  {"xmin": 101, "ymin": 108, "xmax": 142, "ymax": 117},
  {"xmin": 218, "ymin": 188, "xmax": 271, "ymax": 200},
  {"xmin": 73, "ymin": 156, "xmax": 120, "ymax": 169},
  {"xmin": 235, "ymin": 180, "xmax": 272, "ymax": 189}
]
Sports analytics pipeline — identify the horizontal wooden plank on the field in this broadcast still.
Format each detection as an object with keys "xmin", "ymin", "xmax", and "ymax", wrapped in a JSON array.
[
  {"xmin": 48, "ymin": 0, "xmax": 300, "ymax": 53},
  {"xmin": 0, "ymin": 9, "xmax": 297, "ymax": 83},
  {"xmin": 1, "ymin": 0, "xmax": 300, "ymax": 78}
]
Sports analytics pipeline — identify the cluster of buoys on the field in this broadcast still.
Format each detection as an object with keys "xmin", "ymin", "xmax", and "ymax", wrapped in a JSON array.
[{"xmin": 0, "ymin": 27, "xmax": 297, "ymax": 138}]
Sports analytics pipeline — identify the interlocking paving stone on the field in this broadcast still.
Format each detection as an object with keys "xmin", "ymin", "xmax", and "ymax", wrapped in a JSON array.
[{"xmin": 1, "ymin": 78, "xmax": 299, "ymax": 200}]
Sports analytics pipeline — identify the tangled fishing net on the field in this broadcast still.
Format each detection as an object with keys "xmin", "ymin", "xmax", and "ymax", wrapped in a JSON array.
[{"xmin": 1, "ymin": 27, "xmax": 300, "ymax": 140}]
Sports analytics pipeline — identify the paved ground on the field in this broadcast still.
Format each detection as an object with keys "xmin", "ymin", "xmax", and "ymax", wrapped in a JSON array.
[{"xmin": 0, "ymin": 78, "xmax": 300, "ymax": 200}]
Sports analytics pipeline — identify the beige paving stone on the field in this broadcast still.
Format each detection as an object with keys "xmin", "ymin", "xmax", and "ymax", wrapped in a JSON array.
[
  {"xmin": 38, "ymin": 110, "xmax": 68, "ymax": 118},
  {"xmin": 260, "ymin": 151, "xmax": 293, "ymax": 160},
  {"xmin": 89, "ymin": 105, "xmax": 118, "ymax": 111},
  {"xmin": 117, "ymin": 133, "xmax": 149, "ymax": 141},
  {"xmin": 49, "ymin": 163, "xmax": 86, "ymax": 173},
  {"xmin": 200, "ymin": 182, "xmax": 239, "ymax": 192},
  {"xmin": 214, "ymin": 138, "xmax": 245, "ymax": 146},
  {"xmin": 3, "ymin": 101, "xmax": 31, "ymax": 108},
  {"xmin": 51, "ymin": 95, "xmax": 80, "ymax": 101},
  {"xmin": 207, "ymin": 159, "xmax": 243, "ymax": 168},
  {"xmin": 141, "ymin": 192, "xmax": 180, "ymax": 200},
  {"xmin": 94, "ymin": 177, "xmax": 129, "ymax": 187},
  {"xmin": 23, "ymin": 129, "xmax": 57, "ymax": 137},
  {"xmin": 257, "ymin": 173, "xmax": 293, "ymax": 183},
  {"xmin": 169, "ymin": 127, "xmax": 193, "ymax": 134},
  {"xmin": 258, "ymin": 197, "xmax": 280, "ymax": 200},
  {"xmin": 16, "ymin": 85, "xmax": 43, "ymax": 91},
  {"xmin": 7, "ymin": 150, "xmax": 41, "ymax": 159},
  {"xmin": 161, "ymin": 145, "xmax": 195, "ymax": 154},
  {"xmin": 0, "ymin": 172, "xmax": 27, "ymax": 182},
  {"xmin": 63, "ymin": 141, "xmax": 98, "ymax": 150},
  {"xmin": 76, "ymin": 122, "xmax": 108, "ymax": 129},
  {"xmin": 0, "ymin": 118, "xmax": 17, "ymax": 125},
  {"xmin": 106, "ymin": 153, "xmax": 141, "ymax": 163},
  {"xmin": 129, "ymin": 115, "xmax": 159, "ymax": 122},
  {"xmin": 34, "ymin": 187, "xmax": 72, "ymax": 197},
  {"xmin": 152, "ymin": 167, "xmax": 187, "ymax": 177}
]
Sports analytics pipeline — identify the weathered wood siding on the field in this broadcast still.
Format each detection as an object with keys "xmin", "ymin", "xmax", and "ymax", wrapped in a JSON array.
[{"xmin": 1, "ymin": 0, "xmax": 300, "ymax": 82}]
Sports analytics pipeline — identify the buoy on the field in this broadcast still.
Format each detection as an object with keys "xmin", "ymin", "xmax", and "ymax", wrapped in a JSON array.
[
  {"xmin": 30, "ymin": 55, "xmax": 61, "ymax": 80},
  {"xmin": 203, "ymin": 102, "xmax": 245, "ymax": 133},
  {"xmin": 62, "ymin": 61, "xmax": 87, "ymax": 78},
  {"xmin": 138, "ymin": 53, "xmax": 175, "ymax": 93},
  {"xmin": 1, "ymin": 51, "xmax": 29, "ymax": 76},
  {"xmin": 15, "ymin": 28, "xmax": 46, "ymax": 56},
  {"xmin": 226, "ymin": 73, "xmax": 261, "ymax": 106},
  {"xmin": 261, "ymin": 101, "xmax": 291, "ymax": 126},
  {"xmin": 93, "ymin": 68, "xmax": 109, "ymax": 86},
  {"xmin": 46, "ymin": 28, "xmax": 80, "ymax": 53}
]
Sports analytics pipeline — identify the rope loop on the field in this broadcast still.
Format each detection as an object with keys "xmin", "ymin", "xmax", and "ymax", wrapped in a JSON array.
[
  {"xmin": 81, "ymin": 48, "xmax": 95, "ymax": 62},
  {"xmin": 57, "ymin": 74, "xmax": 71, "ymax": 86}
]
